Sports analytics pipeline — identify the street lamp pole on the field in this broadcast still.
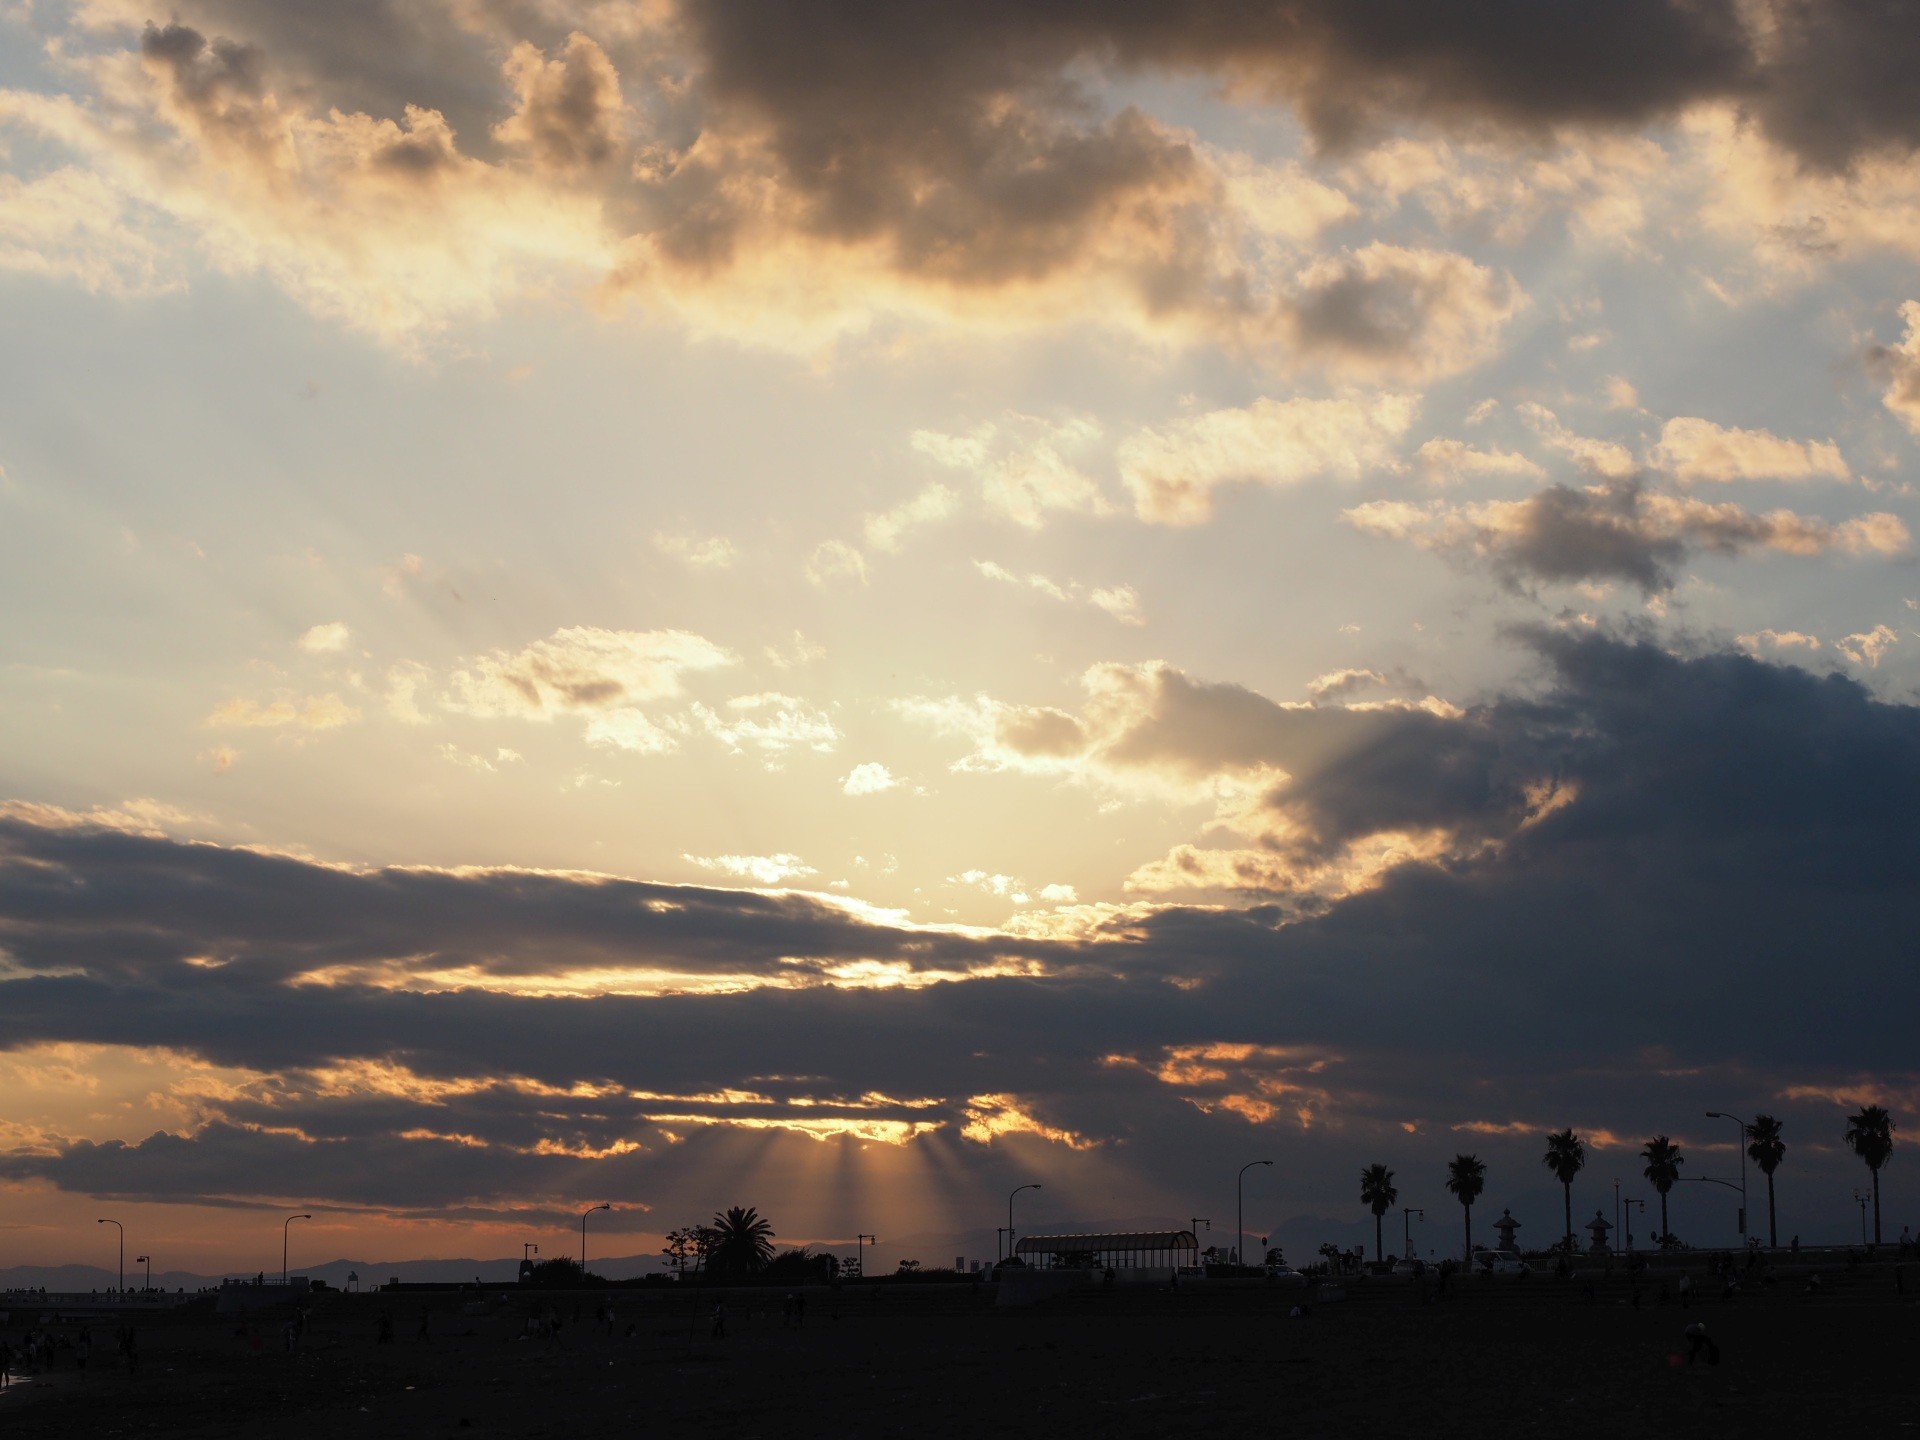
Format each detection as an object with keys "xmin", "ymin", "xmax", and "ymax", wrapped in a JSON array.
[
  {"xmin": 581, "ymin": 1202, "xmax": 611, "ymax": 1270},
  {"xmin": 136, "ymin": 1255, "xmax": 151, "ymax": 1293},
  {"xmin": 1705, "ymin": 1111, "xmax": 1750, "ymax": 1240},
  {"xmin": 1189, "ymin": 1217, "xmax": 1211, "ymax": 1263},
  {"xmin": 1402, "ymin": 1208, "xmax": 1424, "ymax": 1260},
  {"xmin": 1007, "ymin": 1183, "xmax": 1041, "ymax": 1262},
  {"xmin": 856, "ymin": 1233, "xmax": 875, "ymax": 1278},
  {"xmin": 1237, "ymin": 1160, "xmax": 1273, "ymax": 1272},
  {"xmin": 97, "ymin": 1219, "xmax": 123, "ymax": 1294},
  {"xmin": 283, "ymin": 1213, "xmax": 311, "ymax": 1287}
]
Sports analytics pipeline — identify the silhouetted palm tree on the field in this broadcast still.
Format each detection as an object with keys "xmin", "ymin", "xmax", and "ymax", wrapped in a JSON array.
[
  {"xmin": 1745, "ymin": 1115, "xmax": 1786, "ymax": 1248},
  {"xmin": 1360, "ymin": 1164, "xmax": 1398, "ymax": 1263},
  {"xmin": 1843, "ymin": 1105, "xmax": 1895, "ymax": 1244},
  {"xmin": 1446, "ymin": 1154, "xmax": 1486, "ymax": 1261},
  {"xmin": 709, "ymin": 1206, "xmax": 777, "ymax": 1276},
  {"xmin": 1542, "ymin": 1129, "xmax": 1586, "ymax": 1252},
  {"xmin": 1641, "ymin": 1135, "xmax": 1683, "ymax": 1245}
]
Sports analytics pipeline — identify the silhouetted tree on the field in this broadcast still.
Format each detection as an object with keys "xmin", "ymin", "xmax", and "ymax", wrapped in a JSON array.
[
  {"xmin": 762, "ymin": 1247, "xmax": 836, "ymax": 1282},
  {"xmin": 1542, "ymin": 1129, "xmax": 1586, "ymax": 1252},
  {"xmin": 525, "ymin": 1256, "xmax": 588, "ymax": 1288},
  {"xmin": 1843, "ymin": 1105, "xmax": 1895, "ymax": 1244},
  {"xmin": 1745, "ymin": 1115, "xmax": 1786, "ymax": 1248},
  {"xmin": 708, "ymin": 1207, "xmax": 777, "ymax": 1277},
  {"xmin": 1446, "ymin": 1154, "xmax": 1486, "ymax": 1261},
  {"xmin": 1641, "ymin": 1135, "xmax": 1684, "ymax": 1244},
  {"xmin": 1360, "ymin": 1164, "xmax": 1398, "ymax": 1262},
  {"xmin": 662, "ymin": 1225, "xmax": 719, "ymax": 1277}
]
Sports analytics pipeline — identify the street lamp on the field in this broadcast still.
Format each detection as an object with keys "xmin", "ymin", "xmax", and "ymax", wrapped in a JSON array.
[
  {"xmin": 1238, "ymin": 1161, "xmax": 1273, "ymax": 1272},
  {"xmin": 283, "ymin": 1213, "xmax": 311, "ymax": 1287},
  {"xmin": 856, "ymin": 1233, "xmax": 875, "ymax": 1278},
  {"xmin": 97, "ymin": 1219, "xmax": 123, "ymax": 1294},
  {"xmin": 1623, "ymin": 1198, "xmax": 1645, "ymax": 1255},
  {"xmin": 1189, "ymin": 1217, "xmax": 1211, "ymax": 1263},
  {"xmin": 1704, "ymin": 1111, "xmax": 1750, "ymax": 1239},
  {"xmin": 1402, "ymin": 1208, "xmax": 1424, "ymax": 1260},
  {"xmin": 1008, "ymin": 1183, "xmax": 1041, "ymax": 1262},
  {"xmin": 135, "ymin": 1255, "xmax": 151, "ymax": 1294},
  {"xmin": 581, "ymin": 1202, "xmax": 611, "ymax": 1270}
]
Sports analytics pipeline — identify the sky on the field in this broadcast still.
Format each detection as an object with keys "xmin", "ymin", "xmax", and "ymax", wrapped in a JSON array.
[{"xmin": 2, "ymin": 0, "xmax": 1918, "ymax": 1278}]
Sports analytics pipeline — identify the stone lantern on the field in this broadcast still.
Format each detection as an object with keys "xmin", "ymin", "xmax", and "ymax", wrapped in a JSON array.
[
  {"xmin": 1493, "ymin": 1209, "xmax": 1521, "ymax": 1253},
  {"xmin": 1585, "ymin": 1210, "xmax": 1613, "ymax": 1255}
]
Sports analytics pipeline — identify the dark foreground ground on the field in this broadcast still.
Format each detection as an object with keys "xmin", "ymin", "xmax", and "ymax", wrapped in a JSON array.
[{"xmin": 4, "ymin": 1261, "xmax": 1916, "ymax": 1438}]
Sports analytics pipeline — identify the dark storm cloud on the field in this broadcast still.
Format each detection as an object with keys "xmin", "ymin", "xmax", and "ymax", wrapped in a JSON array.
[
  {"xmin": 1745, "ymin": 0, "xmax": 1920, "ymax": 172},
  {"xmin": 0, "ymin": 816, "xmax": 1062, "ymax": 985},
  {"xmin": 2, "ymin": 636, "xmax": 1916, "ymax": 1217}
]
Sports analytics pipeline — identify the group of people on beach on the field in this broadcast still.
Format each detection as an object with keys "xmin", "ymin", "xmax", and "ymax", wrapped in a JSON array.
[{"xmin": 0, "ymin": 1321, "xmax": 140, "ymax": 1385}]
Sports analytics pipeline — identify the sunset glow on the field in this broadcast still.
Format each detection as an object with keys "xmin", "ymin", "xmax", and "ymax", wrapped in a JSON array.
[{"xmin": 3, "ymin": 0, "xmax": 1917, "ymax": 1279}]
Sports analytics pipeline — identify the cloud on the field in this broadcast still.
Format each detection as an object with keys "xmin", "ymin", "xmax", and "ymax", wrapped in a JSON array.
[
  {"xmin": 974, "ymin": 561, "xmax": 1145, "ymax": 626},
  {"xmin": 443, "ymin": 626, "xmax": 733, "ymax": 753},
  {"xmin": 1650, "ymin": 417, "xmax": 1850, "ymax": 485},
  {"xmin": 1345, "ymin": 482, "xmax": 1909, "ymax": 592},
  {"xmin": 804, "ymin": 540, "xmax": 867, "ymax": 589},
  {"xmin": 763, "ymin": 631, "xmax": 825, "ymax": 670},
  {"xmin": 863, "ymin": 483, "xmax": 958, "ymax": 553},
  {"xmin": 684, "ymin": 853, "xmax": 817, "ymax": 886},
  {"xmin": 1414, "ymin": 438, "xmax": 1544, "ymax": 487},
  {"xmin": 11, "ymin": 1, "xmax": 1920, "ymax": 367},
  {"xmin": 5, "ymin": 633, "xmax": 1920, "ymax": 1229},
  {"xmin": 1876, "ymin": 300, "xmax": 1920, "ymax": 437},
  {"xmin": 1089, "ymin": 586, "xmax": 1145, "ymax": 627},
  {"xmin": 841, "ymin": 762, "xmax": 900, "ymax": 797},
  {"xmin": 1282, "ymin": 244, "xmax": 1523, "ymax": 382},
  {"xmin": 492, "ymin": 33, "xmax": 626, "ymax": 171},
  {"xmin": 0, "ymin": 23, "xmax": 620, "ymax": 346},
  {"xmin": 1117, "ymin": 393, "xmax": 1418, "ymax": 525},
  {"xmin": 1306, "ymin": 668, "xmax": 1391, "ymax": 702},
  {"xmin": 297, "ymin": 622, "xmax": 352, "ymax": 653},
  {"xmin": 653, "ymin": 533, "xmax": 737, "ymax": 569},
  {"xmin": 1837, "ymin": 624, "xmax": 1898, "ymax": 668},
  {"xmin": 1736, "ymin": 629, "xmax": 1820, "ymax": 655},
  {"xmin": 446, "ymin": 627, "xmax": 731, "ymax": 717},
  {"xmin": 911, "ymin": 417, "xmax": 1109, "ymax": 530},
  {"xmin": 1516, "ymin": 404, "xmax": 1637, "ymax": 480},
  {"xmin": 693, "ymin": 694, "xmax": 839, "ymax": 757},
  {"xmin": 205, "ymin": 693, "xmax": 360, "ymax": 730},
  {"xmin": 0, "ymin": 167, "xmax": 176, "ymax": 295}
]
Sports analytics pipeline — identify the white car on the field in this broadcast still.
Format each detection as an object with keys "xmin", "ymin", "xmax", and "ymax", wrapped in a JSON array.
[{"xmin": 1470, "ymin": 1250, "xmax": 1531, "ymax": 1278}]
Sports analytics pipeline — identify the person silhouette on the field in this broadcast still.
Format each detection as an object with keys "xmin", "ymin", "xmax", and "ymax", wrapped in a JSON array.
[{"xmin": 1684, "ymin": 1322, "xmax": 1719, "ymax": 1366}]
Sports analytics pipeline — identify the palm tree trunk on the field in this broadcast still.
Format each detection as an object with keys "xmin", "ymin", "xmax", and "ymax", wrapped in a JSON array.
[
  {"xmin": 1873, "ymin": 1170, "xmax": 1882, "ymax": 1244},
  {"xmin": 1767, "ymin": 1172, "xmax": 1776, "ymax": 1249},
  {"xmin": 1375, "ymin": 1213, "xmax": 1383, "ymax": 1263},
  {"xmin": 1563, "ymin": 1184, "xmax": 1572, "ymax": 1252},
  {"xmin": 1659, "ymin": 1191, "xmax": 1669, "ymax": 1244},
  {"xmin": 1463, "ymin": 1204, "xmax": 1472, "ymax": 1261}
]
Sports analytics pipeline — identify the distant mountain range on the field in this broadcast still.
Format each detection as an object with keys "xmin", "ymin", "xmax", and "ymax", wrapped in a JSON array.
[{"xmin": 0, "ymin": 1253, "xmax": 673, "ymax": 1293}]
